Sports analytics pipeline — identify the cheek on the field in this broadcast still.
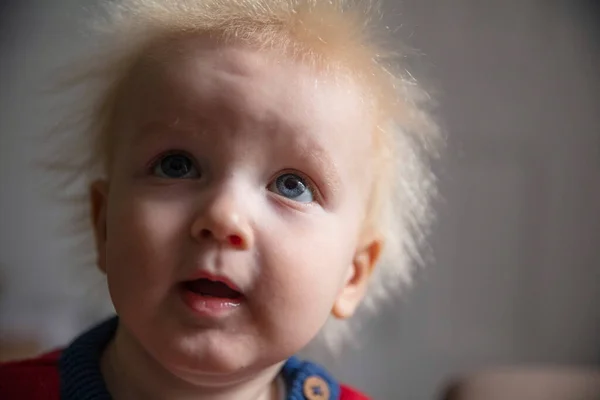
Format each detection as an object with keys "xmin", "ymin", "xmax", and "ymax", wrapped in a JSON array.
[
  {"xmin": 252, "ymin": 213, "xmax": 358, "ymax": 340},
  {"xmin": 104, "ymin": 187, "xmax": 193, "ymax": 300}
]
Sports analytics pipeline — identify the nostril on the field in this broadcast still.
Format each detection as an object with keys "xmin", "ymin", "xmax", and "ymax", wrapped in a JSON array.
[
  {"xmin": 198, "ymin": 229, "xmax": 243, "ymax": 247},
  {"xmin": 228, "ymin": 234, "xmax": 243, "ymax": 247}
]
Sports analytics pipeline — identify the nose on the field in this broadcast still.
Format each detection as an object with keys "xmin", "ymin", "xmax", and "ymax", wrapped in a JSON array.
[{"xmin": 190, "ymin": 189, "xmax": 254, "ymax": 250}]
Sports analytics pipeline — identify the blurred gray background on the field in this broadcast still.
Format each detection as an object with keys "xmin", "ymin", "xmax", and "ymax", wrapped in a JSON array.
[{"xmin": 1, "ymin": 1, "xmax": 600, "ymax": 399}]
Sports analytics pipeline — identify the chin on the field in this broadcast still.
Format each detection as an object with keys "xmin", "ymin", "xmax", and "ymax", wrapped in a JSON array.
[{"xmin": 158, "ymin": 337, "xmax": 259, "ymax": 384}]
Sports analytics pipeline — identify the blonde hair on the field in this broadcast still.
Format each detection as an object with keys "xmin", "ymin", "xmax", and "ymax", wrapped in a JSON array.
[{"xmin": 49, "ymin": 0, "xmax": 440, "ymax": 352}]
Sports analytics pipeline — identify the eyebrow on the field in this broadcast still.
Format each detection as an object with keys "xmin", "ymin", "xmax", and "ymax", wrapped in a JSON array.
[
  {"xmin": 132, "ymin": 118, "xmax": 343, "ymax": 199},
  {"xmin": 131, "ymin": 119, "xmax": 204, "ymax": 144},
  {"xmin": 291, "ymin": 137, "xmax": 342, "ymax": 200}
]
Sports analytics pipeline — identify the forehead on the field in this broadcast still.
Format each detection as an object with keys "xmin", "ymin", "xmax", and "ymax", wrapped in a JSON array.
[{"xmin": 118, "ymin": 37, "xmax": 375, "ymax": 176}]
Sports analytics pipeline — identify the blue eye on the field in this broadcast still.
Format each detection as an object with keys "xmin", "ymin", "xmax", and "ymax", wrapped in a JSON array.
[
  {"xmin": 153, "ymin": 153, "xmax": 200, "ymax": 179},
  {"xmin": 269, "ymin": 173, "xmax": 314, "ymax": 203}
]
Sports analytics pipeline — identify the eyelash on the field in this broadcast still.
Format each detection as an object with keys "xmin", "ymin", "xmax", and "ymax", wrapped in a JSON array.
[
  {"xmin": 268, "ymin": 169, "xmax": 323, "ymax": 204},
  {"xmin": 146, "ymin": 150, "xmax": 199, "ymax": 174},
  {"xmin": 145, "ymin": 151, "xmax": 323, "ymax": 203}
]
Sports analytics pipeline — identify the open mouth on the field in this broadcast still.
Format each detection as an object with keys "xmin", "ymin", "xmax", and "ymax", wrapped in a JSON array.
[
  {"xmin": 180, "ymin": 273, "xmax": 244, "ymax": 316},
  {"xmin": 182, "ymin": 278, "xmax": 243, "ymax": 300}
]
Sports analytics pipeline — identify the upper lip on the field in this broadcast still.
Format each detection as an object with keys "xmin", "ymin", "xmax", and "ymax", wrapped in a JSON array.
[{"xmin": 185, "ymin": 270, "xmax": 243, "ymax": 293}]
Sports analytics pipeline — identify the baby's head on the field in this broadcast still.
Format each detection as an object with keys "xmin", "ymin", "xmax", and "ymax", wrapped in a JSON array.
[{"xmin": 57, "ymin": 0, "xmax": 437, "ymax": 382}]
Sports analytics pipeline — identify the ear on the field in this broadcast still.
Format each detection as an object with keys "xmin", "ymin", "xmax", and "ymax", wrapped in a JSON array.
[
  {"xmin": 332, "ymin": 237, "xmax": 383, "ymax": 319},
  {"xmin": 90, "ymin": 180, "xmax": 109, "ymax": 274}
]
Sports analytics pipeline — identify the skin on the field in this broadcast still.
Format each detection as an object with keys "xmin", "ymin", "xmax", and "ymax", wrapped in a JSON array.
[{"xmin": 91, "ymin": 37, "xmax": 382, "ymax": 400}]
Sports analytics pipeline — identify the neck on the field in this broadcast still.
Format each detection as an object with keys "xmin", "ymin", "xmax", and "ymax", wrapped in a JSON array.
[{"xmin": 101, "ymin": 325, "xmax": 283, "ymax": 400}]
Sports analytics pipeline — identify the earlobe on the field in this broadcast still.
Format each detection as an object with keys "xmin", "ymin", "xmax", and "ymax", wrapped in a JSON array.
[
  {"xmin": 90, "ymin": 180, "xmax": 109, "ymax": 274},
  {"xmin": 332, "ymin": 238, "xmax": 383, "ymax": 319}
]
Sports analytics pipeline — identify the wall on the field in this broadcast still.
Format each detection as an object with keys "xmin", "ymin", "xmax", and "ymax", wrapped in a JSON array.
[{"xmin": 1, "ymin": 1, "xmax": 599, "ymax": 399}]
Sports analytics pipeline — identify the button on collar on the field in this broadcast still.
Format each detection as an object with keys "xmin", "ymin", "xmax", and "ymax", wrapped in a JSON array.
[{"xmin": 303, "ymin": 376, "xmax": 331, "ymax": 400}]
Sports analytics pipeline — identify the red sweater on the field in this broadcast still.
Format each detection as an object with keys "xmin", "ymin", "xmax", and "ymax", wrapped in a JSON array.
[{"xmin": 1, "ymin": 346, "xmax": 369, "ymax": 399}]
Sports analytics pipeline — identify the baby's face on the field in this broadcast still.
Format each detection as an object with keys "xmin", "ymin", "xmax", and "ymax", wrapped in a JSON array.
[{"xmin": 92, "ymin": 38, "xmax": 380, "ymax": 383}]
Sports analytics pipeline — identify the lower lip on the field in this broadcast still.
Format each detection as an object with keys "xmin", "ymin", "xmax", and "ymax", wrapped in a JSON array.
[{"xmin": 180, "ymin": 288, "xmax": 243, "ymax": 317}]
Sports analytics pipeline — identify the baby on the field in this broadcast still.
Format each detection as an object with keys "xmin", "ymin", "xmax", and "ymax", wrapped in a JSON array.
[{"xmin": 0, "ymin": 0, "xmax": 438, "ymax": 399}]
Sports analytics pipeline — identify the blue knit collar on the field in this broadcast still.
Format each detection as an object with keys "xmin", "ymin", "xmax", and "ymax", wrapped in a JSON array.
[{"xmin": 59, "ymin": 316, "xmax": 340, "ymax": 400}]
